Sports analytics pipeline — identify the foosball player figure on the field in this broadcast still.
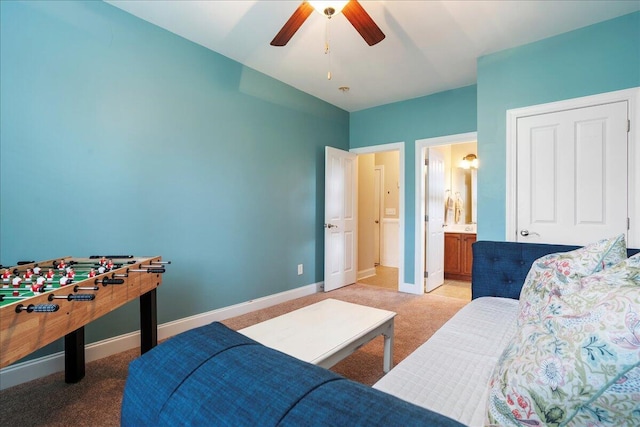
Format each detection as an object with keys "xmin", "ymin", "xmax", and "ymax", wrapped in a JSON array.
[
  {"xmin": 35, "ymin": 275, "xmax": 46, "ymax": 287},
  {"xmin": 99, "ymin": 256, "xmax": 107, "ymax": 266},
  {"xmin": 59, "ymin": 275, "xmax": 70, "ymax": 286},
  {"xmin": 57, "ymin": 260, "xmax": 67, "ymax": 271},
  {"xmin": 106, "ymin": 259, "xmax": 114, "ymax": 271},
  {"xmin": 33, "ymin": 265, "xmax": 41, "ymax": 275},
  {"xmin": 2, "ymin": 268, "xmax": 12, "ymax": 282},
  {"xmin": 45, "ymin": 268, "xmax": 55, "ymax": 282},
  {"xmin": 87, "ymin": 268, "xmax": 97, "ymax": 278},
  {"xmin": 12, "ymin": 275, "xmax": 22, "ymax": 290},
  {"xmin": 31, "ymin": 279, "xmax": 45, "ymax": 294},
  {"xmin": 66, "ymin": 268, "xmax": 75, "ymax": 279},
  {"xmin": 23, "ymin": 268, "xmax": 34, "ymax": 282}
]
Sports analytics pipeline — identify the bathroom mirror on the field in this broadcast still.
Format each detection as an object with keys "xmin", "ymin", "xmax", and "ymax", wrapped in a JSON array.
[
  {"xmin": 462, "ymin": 168, "xmax": 477, "ymax": 224},
  {"xmin": 449, "ymin": 149, "xmax": 477, "ymax": 225}
]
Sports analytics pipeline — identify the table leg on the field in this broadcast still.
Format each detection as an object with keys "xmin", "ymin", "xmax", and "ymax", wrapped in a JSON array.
[
  {"xmin": 64, "ymin": 326, "xmax": 85, "ymax": 383},
  {"xmin": 382, "ymin": 320, "xmax": 394, "ymax": 373},
  {"xmin": 140, "ymin": 289, "xmax": 157, "ymax": 354}
]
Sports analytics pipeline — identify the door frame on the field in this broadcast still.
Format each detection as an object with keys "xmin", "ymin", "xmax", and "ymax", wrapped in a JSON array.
[
  {"xmin": 506, "ymin": 87, "xmax": 640, "ymax": 247},
  {"xmin": 350, "ymin": 142, "xmax": 407, "ymax": 293},
  {"xmin": 415, "ymin": 132, "xmax": 477, "ymax": 294}
]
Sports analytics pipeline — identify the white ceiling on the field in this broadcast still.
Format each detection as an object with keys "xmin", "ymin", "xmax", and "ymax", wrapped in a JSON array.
[{"xmin": 107, "ymin": 1, "xmax": 640, "ymax": 112}]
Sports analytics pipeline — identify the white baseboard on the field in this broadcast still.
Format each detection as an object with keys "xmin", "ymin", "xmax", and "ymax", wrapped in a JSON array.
[
  {"xmin": 357, "ymin": 267, "xmax": 376, "ymax": 280},
  {"xmin": 0, "ymin": 282, "xmax": 321, "ymax": 390}
]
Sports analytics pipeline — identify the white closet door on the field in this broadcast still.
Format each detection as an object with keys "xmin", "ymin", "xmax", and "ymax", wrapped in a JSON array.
[{"xmin": 516, "ymin": 101, "xmax": 628, "ymax": 245}]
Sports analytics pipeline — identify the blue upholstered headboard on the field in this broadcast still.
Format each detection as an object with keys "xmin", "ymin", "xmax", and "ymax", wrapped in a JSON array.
[{"xmin": 471, "ymin": 241, "xmax": 640, "ymax": 300}]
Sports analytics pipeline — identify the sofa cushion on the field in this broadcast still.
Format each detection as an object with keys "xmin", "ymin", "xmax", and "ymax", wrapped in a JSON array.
[
  {"xmin": 487, "ymin": 253, "xmax": 640, "ymax": 426},
  {"xmin": 517, "ymin": 234, "xmax": 627, "ymax": 326},
  {"xmin": 374, "ymin": 297, "xmax": 519, "ymax": 426}
]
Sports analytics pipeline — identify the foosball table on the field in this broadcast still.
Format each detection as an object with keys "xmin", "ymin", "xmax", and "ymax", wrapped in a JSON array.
[{"xmin": 0, "ymin": 255, "xmax": 169, "ymax": 383}]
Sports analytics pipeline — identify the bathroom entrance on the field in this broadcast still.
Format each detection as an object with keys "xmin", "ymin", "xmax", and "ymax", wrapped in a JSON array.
[{"xmin": 416, "ymin": 132, "xmax": 477, "ymax": 295}]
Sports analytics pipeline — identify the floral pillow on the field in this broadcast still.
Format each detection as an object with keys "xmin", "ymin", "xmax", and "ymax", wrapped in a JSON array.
[
  {"xmin": 487, "ymin": 253, "xmax": 640, "ymax": 426},
  {"xmin": 518, "ymin": 234, "xmax": 627, "ymax": 327}
]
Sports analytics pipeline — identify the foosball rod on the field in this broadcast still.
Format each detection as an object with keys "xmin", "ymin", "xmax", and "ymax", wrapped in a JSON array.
[
  {"xmin": 74, "ymin": 285, "xmax": 99, "ymax": 292},
  {"xmin": 89, "ymin": 255, "xmax": 134, "ymax": 259},
  {"xmin": 69, "ymin": 260, "xmax": 132, "ymax": 266},
  {"xmin": 9, "ymin": 263, "xmax": 124, "ymax": 275},
  {"xmin": 0, "ymin": 294, "xmax": 29, "ymax": 301},
  {"xmin": 48, "ymin": 293, "xmax": 96, "ymax": 301}
]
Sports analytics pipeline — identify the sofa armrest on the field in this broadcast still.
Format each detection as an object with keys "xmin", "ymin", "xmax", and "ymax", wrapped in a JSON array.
[{"xmin": 121, "ymin": 322, "xmax": 464, "ymax": 427}]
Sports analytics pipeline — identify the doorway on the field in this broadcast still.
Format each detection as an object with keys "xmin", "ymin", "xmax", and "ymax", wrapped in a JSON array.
[
  {"xmin": 351, "ymin": 143, "xmax": 408, "ymax": 293},
  {"xmin": 357, "ymin": 151, "xmax": 399, "ymax": 291},
  {"xmin": 415, "ymin": 132, "xmax": 478, "ymax": 295}
]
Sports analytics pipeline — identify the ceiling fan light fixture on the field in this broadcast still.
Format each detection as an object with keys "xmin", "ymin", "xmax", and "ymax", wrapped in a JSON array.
[{"xmin": 309, "ymin": 1, "xmax": 348, "ymax": 17}]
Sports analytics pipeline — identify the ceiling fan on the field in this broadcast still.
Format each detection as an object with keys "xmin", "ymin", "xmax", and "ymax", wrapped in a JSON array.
[{"xmin": 270, "ymin": 0, "xmax": 385, "ymax": 47}]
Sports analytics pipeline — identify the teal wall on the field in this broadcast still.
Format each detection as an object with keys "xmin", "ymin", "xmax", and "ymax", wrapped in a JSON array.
[
  {"xmin": 2, "ymin": 1, "xmax": 638, "ymax": 365},
  {"xmin": 0, "ymin": 1, "xmax": 348, "ymax": 361},
  {"xmin": 477, "ymin": 12, "xmax": 640, "ymax": 241},
  {"xmin": 350, "ymin": 86, "xmax": 478, "ymax": 283}
]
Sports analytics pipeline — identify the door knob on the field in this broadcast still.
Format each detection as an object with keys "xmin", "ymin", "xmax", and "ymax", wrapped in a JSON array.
[
  {"xmin": 520, "ymin": 230, "xmax": 540, "ymax": 237},
  {"xmin": 324, "ymin": 223, "xmax": 338, "ymax": 229},
  {"xmin": 374, "ymin": 220, "xmax": 379, "ymax": 224}
]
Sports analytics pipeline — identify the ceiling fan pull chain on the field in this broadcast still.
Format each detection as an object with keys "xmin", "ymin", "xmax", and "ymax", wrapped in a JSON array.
[{"xmin": 325, "ymin": 19, "xmax": 332, "ymax": 80}]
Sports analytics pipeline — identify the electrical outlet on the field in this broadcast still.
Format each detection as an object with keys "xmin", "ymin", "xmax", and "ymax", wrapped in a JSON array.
[{"xmin": 297, "ymin": 264, "xmax": 303, "ymax": 275}]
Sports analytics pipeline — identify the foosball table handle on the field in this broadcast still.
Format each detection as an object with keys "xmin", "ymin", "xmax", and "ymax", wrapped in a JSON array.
[
  {"xmin": 48, "ymin": 293, "xmax": 96, "ymax": 302},
  {"xmin": 15, "ymin": 303, "xmax": 60, "ymax": 313},
  {"xmin": 95, "ymin": 278, "xmax": 125, "ymax": 286},
  {"xmin": 129, "ymin": 268, "xmax": 166, "ymax": 274}
]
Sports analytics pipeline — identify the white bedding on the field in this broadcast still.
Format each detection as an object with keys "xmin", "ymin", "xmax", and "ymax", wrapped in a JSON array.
[{"xmin": 373, "ymin": 297, "xmax": 519, "ymax": 427}]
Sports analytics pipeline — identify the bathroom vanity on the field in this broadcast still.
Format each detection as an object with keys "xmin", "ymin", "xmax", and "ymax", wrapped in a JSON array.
[{"xmin": 444, "ymin": 225, "xmax": 476, "ymax": 281}]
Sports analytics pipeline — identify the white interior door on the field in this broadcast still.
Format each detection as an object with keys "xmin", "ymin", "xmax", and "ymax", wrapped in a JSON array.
[
  {"xmin": 324, "ymin": 146, "xmax": 357, "ymax": 292},
  {"xmin": 516, "ymin": 101, "xmax": 628, "ymax": 245},
  {"xmin": 425, "ymin": 148, "xmax": 445, "ymax": 292}
]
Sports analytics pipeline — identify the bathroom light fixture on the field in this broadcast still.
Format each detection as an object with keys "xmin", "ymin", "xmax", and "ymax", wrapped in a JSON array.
[{"xmin": 460, "ymin": 153, "xmax": 478, "ymax": 169}]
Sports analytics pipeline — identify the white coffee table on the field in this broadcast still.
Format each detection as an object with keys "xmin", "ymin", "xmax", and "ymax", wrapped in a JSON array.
[{"xmin": 239, "ymin": 298, "xmax": 396, "ymax": 372}]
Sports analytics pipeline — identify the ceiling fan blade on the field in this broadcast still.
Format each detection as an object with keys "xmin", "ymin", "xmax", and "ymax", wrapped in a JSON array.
[
  {"xmin": 270, "ymin": 1, "xmax": 314, "ymax": 46},
  {"xmin": 342, "ymin": 0, "xmax": 385, "ymax": 46}
]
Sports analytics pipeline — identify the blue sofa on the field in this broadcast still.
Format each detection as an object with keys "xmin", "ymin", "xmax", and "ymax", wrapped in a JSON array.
[{"xmin": 121, "ymin": 240, "xmax": 639, "ymax": 426}]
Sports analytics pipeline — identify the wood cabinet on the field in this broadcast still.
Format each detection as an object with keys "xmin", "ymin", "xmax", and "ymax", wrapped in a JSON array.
[{"xmin": 444, "ymin": 232, "xmax": 476, "ymax": 281}]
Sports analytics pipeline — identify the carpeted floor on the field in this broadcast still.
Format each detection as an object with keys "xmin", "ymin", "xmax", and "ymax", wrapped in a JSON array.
[{"xmin": 0, "ymin": 283, "xmax": 468, "ymax": 426}]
